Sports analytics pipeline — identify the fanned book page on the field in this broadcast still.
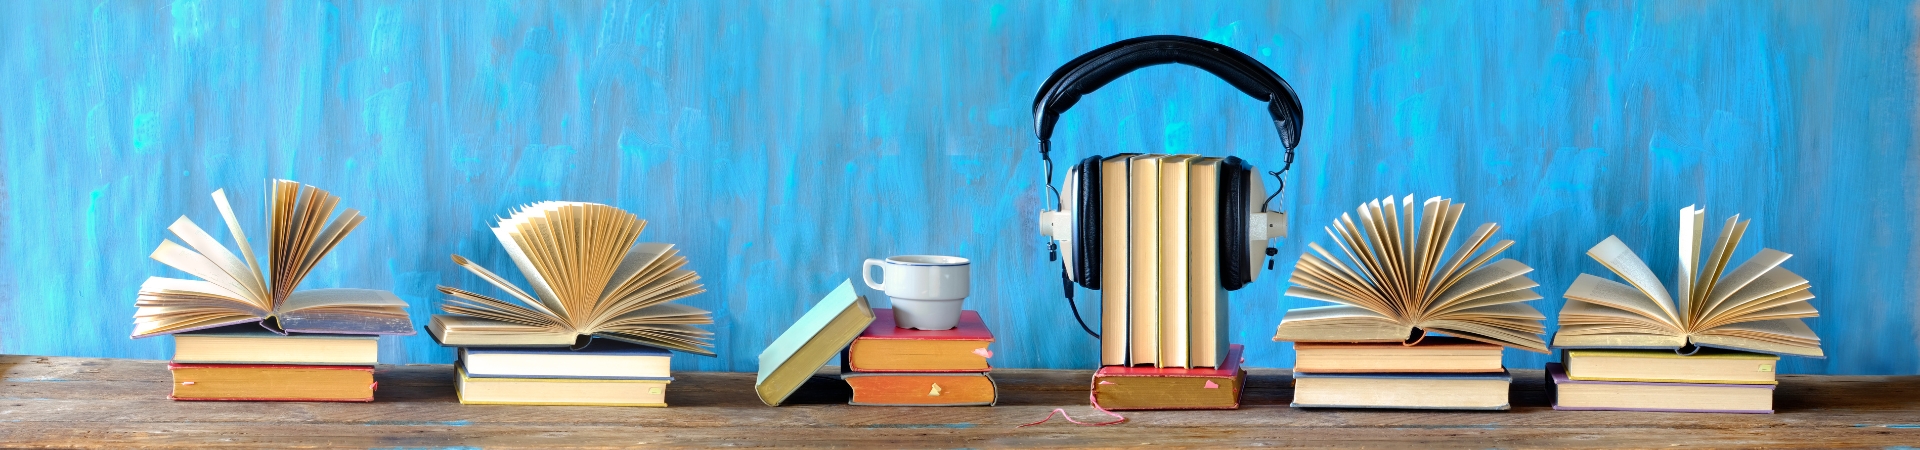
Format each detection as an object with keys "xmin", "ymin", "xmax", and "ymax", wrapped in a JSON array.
[
  {"xmin": 1553, "ymin": 206, "xmax": 1823, "ymax": 357},
  {"xmin": 1272, "ymin": 195, "xmax": 1549, "ymax": 353},
  {"xmin": 132, "ymin": 180, "xmax": 413, "ymax": 338},
  {"xmin": 429, "ymin": 202, "xmax": 716, "ymax": 356}
]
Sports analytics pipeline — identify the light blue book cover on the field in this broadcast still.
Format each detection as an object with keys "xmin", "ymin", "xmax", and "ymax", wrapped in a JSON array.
[{"xmin": 754, "ymin": 280, "xmax": 874, "ymax": 406}]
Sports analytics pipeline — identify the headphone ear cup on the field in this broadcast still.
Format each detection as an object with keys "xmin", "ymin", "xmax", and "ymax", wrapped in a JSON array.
[
  {"xmin": 1218, "ymin": 157, "xmax": 1251, "ymax": 291},
  {"xmin": 1071, "ymin": 155, "xmax": 1104, "ymax": 289}
]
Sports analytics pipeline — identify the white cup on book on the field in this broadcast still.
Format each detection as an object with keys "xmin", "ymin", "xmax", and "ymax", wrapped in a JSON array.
[{"xmin": 862, "ymin": 255, "xmax": 969, "ymax": 330}]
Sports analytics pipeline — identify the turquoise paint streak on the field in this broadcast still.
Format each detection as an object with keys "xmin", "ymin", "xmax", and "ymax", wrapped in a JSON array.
[{"xmin": 0, "ymin": 1, "xmax": 1915, "ymax": 374}]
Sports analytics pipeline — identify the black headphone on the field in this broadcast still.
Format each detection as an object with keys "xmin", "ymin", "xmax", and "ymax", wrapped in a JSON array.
[{"xmin": 1032, "ymin": 35, "xmax": 1303, "ymax": 338}]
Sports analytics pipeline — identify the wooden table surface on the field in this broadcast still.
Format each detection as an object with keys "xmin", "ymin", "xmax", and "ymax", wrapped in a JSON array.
[{"xmin": 3, "ymin": 355, "xmax": 1917, "ymax": 448}]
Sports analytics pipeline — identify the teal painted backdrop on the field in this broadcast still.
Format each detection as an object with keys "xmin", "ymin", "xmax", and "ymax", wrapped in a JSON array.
[{"xmin": 2, "ymin": 1, "xmax": 1916, "ymax": 374}]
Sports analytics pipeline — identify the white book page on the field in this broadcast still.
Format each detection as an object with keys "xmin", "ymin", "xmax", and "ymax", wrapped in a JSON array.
[
  {"xmin": 1700, "ymin": 249, "xmax": 1793, "ymax": 317},
  {"xmin": 210, "ymin": 189, "xmax": 267, "ymax": 299},
  {"xmin": 165, "ymin": 216, "xmax": 268, "ymax": 307},
  {"xmin": 1562, "ymin": 273, "xmax": 1680, "ymax": 329},
  {"xmin": 1586, "ymin": 236, "xmax": 1679, "ymax": 324},
  {"xmin": 1677, "ymin": 205, "xmax": 1702, "ymax": 318}
]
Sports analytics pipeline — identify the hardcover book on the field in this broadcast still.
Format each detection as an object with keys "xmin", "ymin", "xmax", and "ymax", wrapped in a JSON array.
[
  {"xmin": 1553, "ymin": 206, "xmax": 1823, "ymax": 357},
  {"xmin": 168, "ymin": 363, "xmax": 375, "ymax": 402},
  {"xmin": 172, "ymin": 324, "xmax": 378, "ymax": 365},
  {"xmin": 133, "ymin": 180, "xmax": 413, "ymax": 338},
  {"xmin": 428, "ymin": 202, "xmax": 715, "ymax": 355},
  {"xmin": 1293, "ymin": 337, "xmax": 1504, "ymax": 373},
  {"xmin": 846, "ymin": 308, "xmax": 992, "ymax": 372},
  {"xmin": 1272, "ymin": 195, "xmax": 1549, "ymax": 352},
  {"xmin": 841, "ymin": 373, "xmax": 998, "ymax": 406},
  {"xmin": 1185, "ymin": 157, "xmax": 1231, "ymax": 368},
  {"xmin": 461, "ymin": 339, "xmax": 672, "ymax": 380},
  {"xmin": 1291, "ymin": 370, "xmax": 1512, "ymax": 410},
  {"xmin": 1097, "ymin": 154, "xmax": 1139, "ymax": 366},
  {"xmin": 1127, "ymin": 155, "xmax": 1166, "ymax": 366},
  {"xmin": 1563, "ymin": 349, "xmax": 1779, "ymax": 385},
  {"xmin": 1091, "ymin": 344, "xmax": 1244, "ymax": 410},
  {"xmin": 1548, "ymin": 363, "xmax": 1773, "ymax": 414},
  {"xmin": 455, "ymin": 365, "xmax": 668, "ymax": 407},
  {"xmin": 755, "ymin": 280, "xmax": 876, "ymax": 406}
]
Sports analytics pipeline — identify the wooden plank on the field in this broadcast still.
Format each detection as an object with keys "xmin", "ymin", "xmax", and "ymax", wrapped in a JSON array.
[{"xmin": 3, "ymin": 356, "xmax": 1918, "ymax": 447}]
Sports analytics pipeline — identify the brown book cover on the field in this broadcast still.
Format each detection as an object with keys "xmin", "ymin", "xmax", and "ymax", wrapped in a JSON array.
[
  {"xmin": 841, "ymin": 372, "xmax": 997, "ymax": 406},
  {"xmin": 168, "ymin": 363, "xmax": 375, "ymax": 402},
  {"xmin": 1091, "ymin": 345, "xmax": 1243, "ymax": 410},
  {"xmin": 847, "ymin": 309, "xmax": 993, "ymax": 372}
]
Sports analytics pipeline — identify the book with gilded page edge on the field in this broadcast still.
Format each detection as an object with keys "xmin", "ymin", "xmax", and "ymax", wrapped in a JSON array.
[
  {"xmin": 1091, "ymin": 344, "xmax": 1244, "ymax": 410},
  {"xmin": 1563, "ymin": 348, "xmax": 1779, "ymax": 385},
  {"xmin": 133, "ymin": 180, "xmax": 413, "ymax": 338},
  {"xmin": 755, "ymin": 280, "xmax": 876, "ymax": 406},
  {"xmin": 846, "ymin": 308, "xmax": 993, "ymax": 372},
  {"xmin": 1272, "ymin": 195, "xmax": 1549, "ymax": 353},
  {"xmin": 841, "ymin": 372, "xmax": 998, "ymax": 406},
  {"xmin": 1291, "ymin": 370, "xmax": 1512, "ymax": 410},
  {"xmin": 428, "ymin": 202, "xmax": 715, "ymax": 355},
  {"xmin": 168, "ymin": 363, "xmax": 375, "ymax": 402},
  {"xmin": 1548, "ymin": 363, "xmax": 1773, "ymax": 414},
  {"xmin": 1553, "ymin": 206, "xmax": 1823, "ymax": 358}
]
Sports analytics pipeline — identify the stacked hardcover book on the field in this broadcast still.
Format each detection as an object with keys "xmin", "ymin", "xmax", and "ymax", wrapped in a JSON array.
[
  {"xmin": 1550, "ymin": 206, "xmax": 1822, "ymax": 414},
  {"xmin": 1273, "ymin": 195, "xmax": 1550, "ymax": 410},
  {"xmin": 840, "ymin": 308, "xmax": 997, "ymax": 406},
  {"xmin": 133, "ymin": 181, "xmax": 415, "ymax": 402},
  {"xmin": 429, "ymin": 202, "xmax": 716, "ymax": 407}
]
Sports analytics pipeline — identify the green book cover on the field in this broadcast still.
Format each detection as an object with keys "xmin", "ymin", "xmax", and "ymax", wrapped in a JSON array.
[{"xmin": 755, "ymin": 280, "xmax": 875, "ymax": 406}]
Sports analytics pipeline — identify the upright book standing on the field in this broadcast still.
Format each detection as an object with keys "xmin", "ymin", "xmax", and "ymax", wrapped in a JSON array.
[{"xmin": 130, "ymin": 180, "xmax": 413, "ymax": 402}]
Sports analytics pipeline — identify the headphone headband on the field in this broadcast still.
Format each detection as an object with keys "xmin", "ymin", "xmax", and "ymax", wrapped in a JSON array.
[{"xmin": 1032, "ymin": 35, "xmax": 1303, "ymax": 150}]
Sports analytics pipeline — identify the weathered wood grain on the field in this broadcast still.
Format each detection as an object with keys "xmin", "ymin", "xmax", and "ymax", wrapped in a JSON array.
[
  {"xmin": 0, "ymin": 1, "xmax": 1915, "ymax": 376},
  {"xmin": 3, "ymin": 356, "xmax": 1916, "ymax": 448}
]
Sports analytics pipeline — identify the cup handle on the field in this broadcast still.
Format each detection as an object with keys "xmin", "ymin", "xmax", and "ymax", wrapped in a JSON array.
[{"xmin": 862, "ymin": 259, "xmax": 886, "ymax": 291}]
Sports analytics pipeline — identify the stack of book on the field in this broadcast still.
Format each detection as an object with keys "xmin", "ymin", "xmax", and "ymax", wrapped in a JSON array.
[
  {"xmin": 1549, "ymin": 350, "xmax": 1779, "ymax": 413},
  {"xmin": 131, "ymin": 181, "xmax": 415, "ymax": 402},
  {"xmin": 1550, "ymin": 206, "xmax": 1823, "ymax": 414},
  {"xmin": 1272, "ymin": 195, "xmax": 1550, "ymax": 410},
  {"xmin": 428, "ymin": 202, "xmax": 717, "ymax": 407},
  {"xmin": 1288, "ymin": 338, "xmax": 1513, "ymax": 410},
  {"xmin": 840, "ymin": 308, "xmax": 997, "ymax": 406},
  {"xmin": 1070, "ymin": 154, "xmax": 1250, "ymax": 409}
]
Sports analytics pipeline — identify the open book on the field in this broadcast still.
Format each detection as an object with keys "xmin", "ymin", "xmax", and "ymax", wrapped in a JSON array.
[
  {"xmin": 1272, "ymin": 195, "xmax": 1548, "ymax": 353},
  {"xmin": 428, "ymin": 202, "xmax": 715, "ymax": 355},
  {"xmin": 1553, "ymin": 206, "xmax": 1822, "ymax": 357},
  {"xmin": 132, "ymin": 180, "xmax": 412, "ymax": 338}
]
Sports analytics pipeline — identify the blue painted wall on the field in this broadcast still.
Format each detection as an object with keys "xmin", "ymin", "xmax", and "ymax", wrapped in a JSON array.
[{"xmin": 2, "ymin": 1, "xmax": 1915, "ymax": 374}]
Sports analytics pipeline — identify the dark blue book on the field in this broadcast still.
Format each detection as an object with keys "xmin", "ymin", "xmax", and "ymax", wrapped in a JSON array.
[{"xmin": 459, "ymin": 339, "xmax": 672, "ymax": 380}]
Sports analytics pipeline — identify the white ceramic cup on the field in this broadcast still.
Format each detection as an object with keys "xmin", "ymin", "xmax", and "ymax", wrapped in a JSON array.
[{"xmin": 862, "ymin": 255, "xmax": 970, "ymax": 330}]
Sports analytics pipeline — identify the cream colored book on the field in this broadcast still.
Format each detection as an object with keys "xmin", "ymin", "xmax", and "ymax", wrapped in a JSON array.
[
  {"xmin": 456, "ymin": 365, "xmax": 668, "ymax": 407},
  {"xmin": 1127, "ymin": 155, "xmax": 1165, "ymax": 366},
  {"xmin": 1158, "ymin": 154, "xmax": 1197, "ymax": 368},
  {"xmin": 1098, "ymin": 154, "xmax": 1138, "ymax": 366},
  {"xmin": 1187, "ymin": 157, "xmax": 1231, "ymax": 368},
  {"xmin": 1272, "ymin": 195, "xmax": 1548, "ymax": 353},
  {"xmin": 429, "ymin": 202, "xmax": 715, "ymax": 355},
  {"xmin": 1552, "ymin": 206, "xmax": 1822, "ymax": 357},
  {"xmin": 132, "ymin": 180, "xmax": 411, "ymax": 338}
]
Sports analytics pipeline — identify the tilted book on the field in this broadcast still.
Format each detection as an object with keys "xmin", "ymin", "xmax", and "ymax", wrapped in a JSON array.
[
  {"xmin": 756, "ymin": 280, "xmax": 876, "ymax": 406},
  {"xmin": 1272, "ymin": 195, "xmax": 1548, "ymax": 352},
  {"xmin": 1549, "ymin": 363, "xmax": 1773, "ymax": 414},
  {"xmin": 1553, "ymin": 206, "xmax": 1823, "ymax": 357},
  {"xmin": 1091, "ymin": 344, "xmax": 1244, "ymax": 410},
  {"xmin": 428, "ymin": 202, "xmax": 715, "ymax": 355},
  {"xmin": 133, "ymin": 180, "xmax": 412, "ymax": 338}
]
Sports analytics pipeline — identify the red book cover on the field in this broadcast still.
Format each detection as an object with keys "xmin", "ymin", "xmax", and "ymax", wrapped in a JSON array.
[
  {"xmin": 1091, "ymin": 345, "xmax": 1244, "ymax": 410},
  {"xmin": 168, "ymin": 363, "xmax": 377, "ymax": 402},
  {"xmin": 847, "ymin": 309, "xmax": 994, "ymax": 372}
]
